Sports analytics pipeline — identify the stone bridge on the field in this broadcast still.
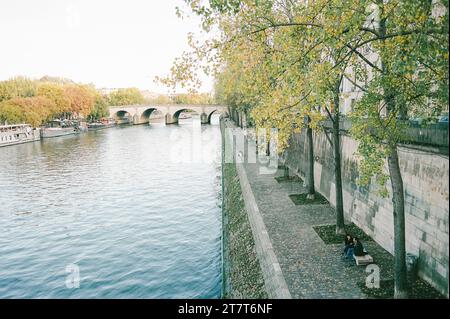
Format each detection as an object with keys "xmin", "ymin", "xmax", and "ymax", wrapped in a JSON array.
[{"xmin": 109, "ymin": 104, "xmax": 228, "ymax": 125}]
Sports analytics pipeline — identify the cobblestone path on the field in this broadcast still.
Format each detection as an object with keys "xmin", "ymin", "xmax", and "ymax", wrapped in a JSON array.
[{"xmin": 242, "ymin": 161, "xmax": 395, "ymax": 298}]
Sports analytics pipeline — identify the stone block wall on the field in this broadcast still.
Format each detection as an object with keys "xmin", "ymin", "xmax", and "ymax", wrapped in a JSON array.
[{"xmin": 282, "ymin": 130, "xmax": 449, "ymax": 297}]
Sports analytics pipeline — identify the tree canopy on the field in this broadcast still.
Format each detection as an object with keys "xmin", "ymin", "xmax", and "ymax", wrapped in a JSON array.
[{"xmin": 1, "ymin": 77, "xmax": 114, "ymax": 126}]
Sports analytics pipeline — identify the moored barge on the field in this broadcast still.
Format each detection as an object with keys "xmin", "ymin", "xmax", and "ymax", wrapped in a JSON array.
[
  {"xmin": 40, "ymin": 120, "xmax": 80, "ymax": 138},
  {"xmin": 0, "ymin": 124, "xmax": 41, "ymax": 147}
]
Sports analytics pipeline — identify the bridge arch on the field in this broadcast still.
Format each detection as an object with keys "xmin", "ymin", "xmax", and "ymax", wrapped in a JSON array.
[
  {"xmin": 173, "ymin": 108, "xmax": 199, "ymax": 119},
  {"xmin": 207, "ymin": 109, "xmax": 221, "ymax": 124},
  {"xmin": 139, "ymin": 108, "xmax": 165, "ymax": 124},
  {"xmin": 114, "ymin": 110, "xmax": 129, "ymax": 117},
  {"xmin": 140, "ymin": 108, "xmax": 157, "ymax": 122},
  {"xmin": 166, "ymin": 108, "xmax": 200, "ymax": 125},
  {"xmin": 114, "ymin": 110, "xmax": 133, "ymax": 124}
]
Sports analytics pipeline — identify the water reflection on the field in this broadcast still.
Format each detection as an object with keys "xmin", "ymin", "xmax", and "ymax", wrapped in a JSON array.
[{"xmin": 0, "ymin": 118, "xmax": 222, "ymax": 298}]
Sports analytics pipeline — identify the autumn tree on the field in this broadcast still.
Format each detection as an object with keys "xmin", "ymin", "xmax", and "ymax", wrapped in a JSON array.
[
  {"xmin": 63, "ymin": 84, "xmax": 95, "ymax": 118},
  {"xmin": 162, "ymin": 0, "xmax": 448, "ymax": 299},
  {"xmin": 179, "ymin": 0, "xmax": 349, "ymax": 218},
  {"xmin": 161, "ymin": 1, "xmax": 349, "ymax": 204},
  {"xmin": 36, "ymin": 82, "xmax": 71, "ymax": 117},
  {"xmin": 0, "ymin": 96, "xmax": 55, "ymax": 127},
  {"xmin": 0, "ymin": 76, "xmax": 111, "ymax": 125},
  {"xmin": 345, "ymin": 0, "xmax": 448, "ymax": 298}
]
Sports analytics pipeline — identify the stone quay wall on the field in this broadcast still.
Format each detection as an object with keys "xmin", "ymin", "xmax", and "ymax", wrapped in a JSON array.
[{"xmin": 281, "ymin": 129, "xmax": 449, "ymax": 297}]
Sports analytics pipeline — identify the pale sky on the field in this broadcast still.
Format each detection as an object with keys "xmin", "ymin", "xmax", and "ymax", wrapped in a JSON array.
[{"xmin": 0, "ymin": 0, "xmax": 213, "ymax": 93}]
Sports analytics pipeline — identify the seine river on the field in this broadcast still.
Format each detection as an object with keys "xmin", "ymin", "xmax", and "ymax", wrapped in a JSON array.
[{"xmin": 0, "ymin": 117, "xmax": 222, "ymax": 298}]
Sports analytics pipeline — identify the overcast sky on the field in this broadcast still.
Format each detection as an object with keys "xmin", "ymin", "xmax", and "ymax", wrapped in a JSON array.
[{"xmin": 0, "ymin": 0, "xmax": 212, "ymax": 93}]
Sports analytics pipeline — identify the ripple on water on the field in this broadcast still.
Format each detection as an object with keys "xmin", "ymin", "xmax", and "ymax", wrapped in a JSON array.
[{"xmin": 0, "ymin": 124, "xmax": 222, "ymax": 298}]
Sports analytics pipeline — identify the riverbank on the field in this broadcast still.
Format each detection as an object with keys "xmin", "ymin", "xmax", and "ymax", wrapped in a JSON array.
[
  {"xmin": 221, "ymin": 117, "xmax": 267, "ymax": 298},
  {"xmin": 222, "ymin": 162, "xmax": 268, "ymax": 298},
  {"xmin": 280, "ymin": 123, "xmax": 449, "ymax": 297},
  {"xmin": 221, "ymin": 118, "xmax": 446, "ymax": 299}
]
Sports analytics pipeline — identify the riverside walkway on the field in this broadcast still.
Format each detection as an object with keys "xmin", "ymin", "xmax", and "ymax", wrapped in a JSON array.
[
  {"xmin": 242, "ymin": 162, "xmax": 379, "ymax": 298},
  {"xmin": 224, "ymin": 119, "xmax": 396, "ymax": 299}
]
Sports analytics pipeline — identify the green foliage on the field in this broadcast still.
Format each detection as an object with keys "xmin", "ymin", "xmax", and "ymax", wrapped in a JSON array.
[
  {"xmin": 0, "ymin": 77, "xmax": 37, "ymax": 102},
  {"xmin": 0, "ymin": 96, "xmax": 55, "ymax": 127},
  {"xmin": 348, "ymin": 0, "xmax": 448, "ymax": 191},
  {"xmin": 88, "ymin": 92, "xmax": 109, "ymax": 120},
  {"xmin": 107, "ymin": 88, "xmax": 145, "ymax": 106}
]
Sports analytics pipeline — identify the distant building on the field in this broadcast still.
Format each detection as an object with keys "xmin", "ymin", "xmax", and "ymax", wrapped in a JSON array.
[
  {"xmin": 98, "ymin": 88, "xmax": 119, "ymax": 96},
  {"xmin": 140, "ymin": 90, "xmax": 160, "ymax": 101}
]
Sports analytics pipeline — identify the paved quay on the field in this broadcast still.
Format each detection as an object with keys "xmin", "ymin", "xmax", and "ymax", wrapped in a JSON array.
[
  {"xmin": 224, "ymin": 120, "xmax": 395, "ymax": 299},
  {"xmin": 243, "ymin": 161, "xmax": 374, "ymax": 298}
]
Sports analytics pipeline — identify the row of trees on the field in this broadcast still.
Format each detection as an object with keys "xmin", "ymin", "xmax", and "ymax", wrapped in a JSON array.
[
  {"xmin": 90, "ymin": 88, "xmax": 215, "ymax": 106},
  {"xmin": 0, "ymin": 77, "xmax": 109, "ymax": 127},
  {"xmin": 146, "ymin": 92, "xmax": 215, "ymax": 105},
  {"xmin": 162, "ymin": 0, "xmax": 448, "ymax": 298}
]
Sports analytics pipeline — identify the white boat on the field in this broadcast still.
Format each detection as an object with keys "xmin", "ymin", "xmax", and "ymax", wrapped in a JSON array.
[
  {"xmin": 0, "ymin": 124, "xmax": 41, "ymax": 148},
  {"xmin": 41, "ymin": 120, "xmax": 80, "ymax": 138}
]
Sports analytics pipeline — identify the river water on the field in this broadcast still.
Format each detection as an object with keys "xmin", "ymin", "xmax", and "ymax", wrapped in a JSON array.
[{"xmin": 0, "ymin": 117, "xmax": 223, "ymax": 298}]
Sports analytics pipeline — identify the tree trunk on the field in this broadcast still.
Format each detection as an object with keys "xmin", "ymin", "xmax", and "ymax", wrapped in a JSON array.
[
  {"xmin": 388, "ymin": 144, "xmax": 408, "ymax": 298},
  {"xmin": 306, "ymin": 116, "xmax": 315, "ymax": 199},
  {"xmin": 379, "ymin": 15, "xmax": 408, "ymax": 298},
  {"xmin": 283, "ymin": 165, "xmax": 289, "ymax": 178},
  {"xmin": 332, "ymin": 106, "xmax": 345, "ymax": 235},
  {"xmin": 255, "ymin": 129, "xmax": 259, "ymax": 155}
]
